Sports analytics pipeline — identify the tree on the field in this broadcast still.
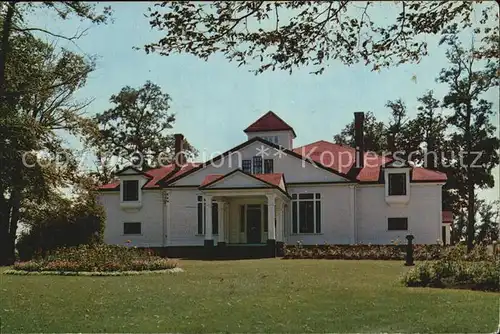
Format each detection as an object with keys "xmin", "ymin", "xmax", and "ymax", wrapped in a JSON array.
[
  {"xmin": 16, "ymin": 179, "xmax": 105, "ymax": 260},
  {"xmin": 1, "ymin": 2, "xmax": 111, "ymax": 99},
  {"xmin": 0, "ymin": 31, "xmax": 94, "ymax": 264},
  {"xmin": 438, "ymin": 25, "xmax": 500, "ymax": 251},
  {"xmin": 142, "ymin": 2, "xmax": 497, "ymax": 75},
  {"xmin": 87, "ymin": 81, "xmax": 197, "ymax": 175},
  {"xmin": 334, "ymin": 111, "xmax": 386, "ymax": 153},
  {"xmin": 475, "ymin": 199, "xmax": 499, "ymax": 244}
]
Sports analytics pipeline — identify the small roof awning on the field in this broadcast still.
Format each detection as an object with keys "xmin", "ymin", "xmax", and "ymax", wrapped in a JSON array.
[
  {"xmin": 442, "ymin": 211, "xmax": 453, "ymax": 224},
  {"xmin": 199, "ymin": 169, "xmax": 289, "ymax": 198}
]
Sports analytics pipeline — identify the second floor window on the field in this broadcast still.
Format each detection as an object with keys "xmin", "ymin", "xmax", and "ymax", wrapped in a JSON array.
[
  {"xmin": 253, "ymin": 156, "xmax": 263, "ymax": 174},
  {"xmin": 242, "ymin": 159, "xmax": 252, "ymax": 173},
  {"xmin": 122, "ymin": 180, "xmax": 139, "ymax": 201},
  {"xmin": 388, "ymin": 173, "xmax": 406, "ymax": 196},
  {"xmin": 264, "ymin": 159, "xmax": 274, "ymax": 173}
]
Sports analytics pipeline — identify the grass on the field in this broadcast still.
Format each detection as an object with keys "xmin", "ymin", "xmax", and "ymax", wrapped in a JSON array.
[{"xmin": 1, "ymin": 259, "xmax": 498, "ymax": 333}]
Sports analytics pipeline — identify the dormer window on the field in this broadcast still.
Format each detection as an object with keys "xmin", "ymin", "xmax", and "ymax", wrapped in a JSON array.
[
  {"xmin": 388, "ymin": 173, "xmax": 406, "ymax": 196},
  {"xmin": 123, "ymin": 180, "xmax": 139, "ymax": 201}
]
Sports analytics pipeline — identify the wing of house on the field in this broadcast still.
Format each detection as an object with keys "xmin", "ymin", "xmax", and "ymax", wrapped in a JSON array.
[{"xmin": 98, "ymin": 111, "xmax": 448, "ymax": 257}]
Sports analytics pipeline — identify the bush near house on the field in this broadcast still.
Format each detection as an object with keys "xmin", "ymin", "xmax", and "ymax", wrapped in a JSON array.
[
  {"xmin": 282, "ymin": 242, "xmax": 496, "ymax": 261},
  {"xmin": 11, "ymin": 244, "xmax": 178, "ymax": 273}
]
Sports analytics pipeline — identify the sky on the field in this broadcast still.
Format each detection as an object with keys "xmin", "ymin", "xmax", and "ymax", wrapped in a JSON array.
[{"xmin": 27, "ymin": 2, "xmax": 499, "ymax": 203}]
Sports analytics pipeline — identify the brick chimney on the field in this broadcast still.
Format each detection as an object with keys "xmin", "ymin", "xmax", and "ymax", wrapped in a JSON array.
[
  {"xmin": 354, "ymin": 112, "xmax": 365, "ymax": 168},
  {"xmin": 174, "ymin": 133, "xmax": 186, "ymax": 168}
]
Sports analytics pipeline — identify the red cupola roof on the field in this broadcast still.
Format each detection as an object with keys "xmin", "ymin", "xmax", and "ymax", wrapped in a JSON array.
[{"xmin": 244, "ymin": 111, "xmax": 296, "ymax": 138}]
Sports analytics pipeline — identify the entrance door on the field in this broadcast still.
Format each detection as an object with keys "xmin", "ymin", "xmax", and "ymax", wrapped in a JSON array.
[{"xmin": 246, "ymin": 204, "xmax": 262, "ymax": 244}]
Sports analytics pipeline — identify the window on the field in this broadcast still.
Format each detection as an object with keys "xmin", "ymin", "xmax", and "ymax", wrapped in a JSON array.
[
  {"xmin": 123, "ymin": 222, "xmax": 141, "ymax": 235},
  {"xmin": 291, "ymin": 193, "xmax": 321, "ymax": 234},
  {"xmin": 253, "ymin": 156, "xmax": 263, "ymax": 174},
  {"xmin": 242, "ymin": 159, "xmax": 252, "ymax": 174},
  {"xmin": 122, "ymin": 180, "xmax": 139, "ymax": 201},
  {"xmin": 264, "ymin": 159, "xmax": 274, "ymax": 173},
  {"xmin": 262, "ymin": 136, "xmax": 279, "ymax": 144},
  {"xmin": 197, "ymin": 196, "xmax": 218, "ymax": 235},
  {"xmin": 388, "ymin": 217, "xmax": 408, "ymax": 231},
  {"xmin": 388, "ymin": 173, "xmax": 407, "ymax": 196}
]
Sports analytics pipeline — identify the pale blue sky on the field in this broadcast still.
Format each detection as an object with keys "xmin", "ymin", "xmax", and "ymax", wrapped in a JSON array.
[{"xmin": 28, "ymin": 2, "xmax": 498, "ymax": 202}]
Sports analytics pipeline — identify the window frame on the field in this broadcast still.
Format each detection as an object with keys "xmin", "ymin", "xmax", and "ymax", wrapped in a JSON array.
[
  {"xmin": 291, "ymin": 193, "xmax": 321, "ymax": 234},
  {"xmin": 122, "ymin": 180, "xmax": 139, "ymax": 202},
  {"xmin": 252, "ymin": 156, "xmax": 263, "ymax": 174},
  {"xmin": 387, "ymin": 217, "xmax": 408, "ymax": 231},
  {"xmin": 388, "ymin": 173, "xmax": 407, "ymax": 196},
  {"xmin": 197, "ymin": 196, "xmax": 219, "ymax": 235},
  {"xmin": 123, "ymin": 222, "xmax": 142, "ymax": 235},
  {"xmin": 242, "ymin": 159, "xmax": 252, "ymax": 174},
  {"xmin": 264, "ymin": 159, "xmax": 274, "ymax": 174}
]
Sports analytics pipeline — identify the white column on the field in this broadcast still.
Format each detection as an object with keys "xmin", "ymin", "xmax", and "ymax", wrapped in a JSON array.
[
  {"xmin": 349, "ymin": 185, "xmax": 356, "ymax": 244},
  {"xmin": 266, "ymin": 194, "xmax": 276, "ymax": 240},
  {"xmin": 276, "ymin": 200, "xmax": 284, "ymax": 242},
  {"xmin": 205, "ymin": 195, "xmax": 213, "ymax": 240},
  {"xmin": 165, "ymin": 191, "xmax": 171, "ymax": 247},
  {"xmin": 218, "ymin": 202, "xmax": 225, "ymax": 243}
]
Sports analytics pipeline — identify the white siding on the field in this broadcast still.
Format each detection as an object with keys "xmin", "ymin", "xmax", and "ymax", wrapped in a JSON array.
[
  {"xmin": 286, "ymin": 185, "xmax": 353, "ymax": 245},
  {"xmin": 246, "ymin": 130, "xmax": 294, "ymax": 149},
  {"xmin": 167, "ymin": 188, "xmax": 204, "ymax": 246},
  {"xmin": 101, "ymin": 190, "xmax": 165, "ymax": 247},
  {"xmin": 208, "ymin": 172, "xmax": 268, "ymax": 188},
  {"xmin": 356, "ymin": 184, "xmax": 442, "ymax": 244},
  {"xmin": 172, "ymin": 141, "xmax": 347, "ymax": 186}
]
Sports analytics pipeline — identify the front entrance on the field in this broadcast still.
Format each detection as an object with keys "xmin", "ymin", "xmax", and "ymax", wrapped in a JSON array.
[{"xmin": 246, "ymin": 204, "xmax": 262, "ymax": 244}]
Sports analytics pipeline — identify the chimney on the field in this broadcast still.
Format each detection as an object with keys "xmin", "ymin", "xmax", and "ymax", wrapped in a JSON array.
[
  {"xmin": 174, "ymin": 133, "xmax": 185, "ymax": 168},
  {"xmin": 354, "ymin": 112, "xmax": 365, "ymax": 168}
]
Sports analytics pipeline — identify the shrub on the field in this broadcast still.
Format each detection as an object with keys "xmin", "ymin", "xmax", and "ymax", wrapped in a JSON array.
[
  {"xmin": 13, "ymin": 260, "xmax": 42, "ymax": 272},
  {"xmin": 282, "ymin": 243, "xmax": 495, "ymax": 261},
  {"xmin": 12, "ymin": 244, "xmax": 178, "ymax": 273},
  {"xmin": 16, "ymin": 193, "xmax": 105, "ymax": 261},
  {"xmin": 402, "ymin": 259, "xmax": 499, "ymax": 292}
]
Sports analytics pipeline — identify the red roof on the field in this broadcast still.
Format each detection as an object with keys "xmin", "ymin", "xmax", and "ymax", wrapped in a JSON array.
[
  {"xmin": 200, "ymin": 174, "xmax": 224, "ymax": 187},
  {"xmin": 98, "ymin": 163, "xmax": 200, "ymax": 190},
  {"xmin": 200, "ymin": 172, "xmax": 284, "ymax": 188},
  {"xmin": 254, "ymin": 173, "xmax": 284, "ymax": 187},
  {"xmin": 442, "ymin": 211, "xmax": 453, "ymax": 223},
  {"xmin": 293, "ymin": 140, "xmax": 447, "ymax": 183},
  {"xmin": 244, "ymin": 111, "xmax": 296, "ymax": 138}
]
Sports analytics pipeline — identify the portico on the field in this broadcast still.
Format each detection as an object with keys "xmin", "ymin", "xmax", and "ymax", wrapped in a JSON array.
[{"xmin": 198, "ymin": 170, "xmax": 290, "ymax": 256}]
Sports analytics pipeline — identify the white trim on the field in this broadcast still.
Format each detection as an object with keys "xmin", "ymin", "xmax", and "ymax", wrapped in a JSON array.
[{"xmin": 290, "ymin": 192, "xmax": 322, "ymax": 235}]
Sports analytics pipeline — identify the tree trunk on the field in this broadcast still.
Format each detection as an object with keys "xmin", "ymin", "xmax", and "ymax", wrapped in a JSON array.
[
  {"xmin": 466, "ymin": 170, "xmax": 475, "ymax": 252},
  {"xmin": 0, "ymin": 1, "xmax": 15, "ymax": 97}
]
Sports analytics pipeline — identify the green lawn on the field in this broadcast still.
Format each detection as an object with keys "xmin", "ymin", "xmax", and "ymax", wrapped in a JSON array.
[{"xmin": 1, "ymin": 259, "xmax": 498, "ymax": 333}]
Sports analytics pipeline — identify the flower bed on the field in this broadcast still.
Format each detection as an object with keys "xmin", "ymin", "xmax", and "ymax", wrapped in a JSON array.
[
  {"xmin": 282, "ymin": 242, "xmax": 495, "ymax": 261},
  {"xmin": 8, "ymin": 244, "xmax": 179, "ymax": 275},
  {"xmin": 283, "ymin": 243, "xmax": 445, "ymax": 260}
]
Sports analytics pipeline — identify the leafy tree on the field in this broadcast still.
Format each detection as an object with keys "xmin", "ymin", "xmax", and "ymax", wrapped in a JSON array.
[
  {"xmin": 385, "ymin": 99, "xmax": 409, "ymax": 154},
  {"xmin": 0, "ymin": 31, "xmax": 94, "ymax": 264},
  {"xmin": 142, "ymin": 2, "xmax": 497, "ymax": 74},
  {"xmin": 475, "ymin": 199, "xmax": 499, "ymax": 244},
  {"xmin": 1, "ymin": 2, "xmax": 111, "ymax": 99},
  {"xmin": 438, "ymin": 25, "xmax": 499, "ymax": 251},
  {"xmin": 16, "ymin": 182, "xmax": 105, "ymax": 261},
  {"xmin": 87, "ymin": 81, "xmax": 197, "ymax": 176},
  {"xmin": 333, "ymin": 111, "xmax": 386, "ymax": 153}
]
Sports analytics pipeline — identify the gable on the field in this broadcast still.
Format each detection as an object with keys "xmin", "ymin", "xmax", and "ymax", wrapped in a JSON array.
[
  {"xmin": 203, "ymin": 171, "xmax": 273, "ymax": 189},
  {"xmin": 169, "ymin": 139, "xmax": 350, "ymax": 186}
]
